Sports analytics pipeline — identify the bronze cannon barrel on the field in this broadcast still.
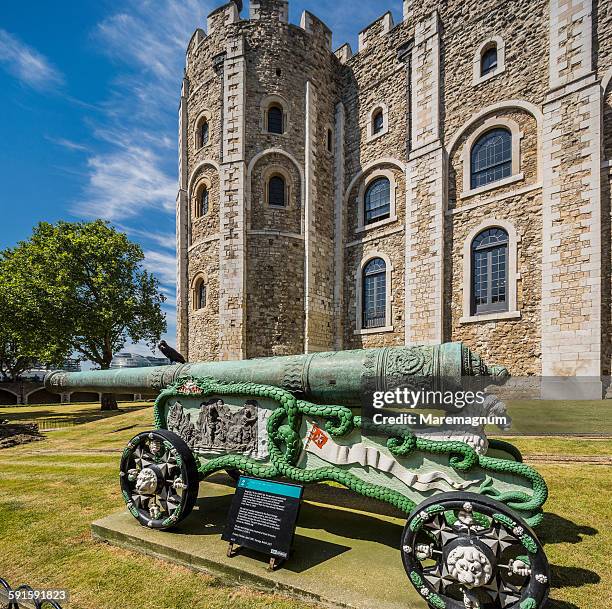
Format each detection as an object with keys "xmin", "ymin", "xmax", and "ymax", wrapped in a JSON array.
[{"xmin": 45, "ymin": 343, "xmax": 507, "ymax": 404}]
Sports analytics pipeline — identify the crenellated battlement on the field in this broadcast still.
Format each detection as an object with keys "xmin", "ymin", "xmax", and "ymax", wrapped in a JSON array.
[
  {"xmin": 358, "ymin": 11, "xmax": 395, "ymax": 51},
  {"xmin": 206, "ymin": 1, "xmax": 241, "ymax": 35},
  {"xmin": 250, "ymin": 0, "xmax": 289, "ymax": 22},
  {"xmin": 334, "ymin": 43, "xmax": 352, "ymax": 64},
  {"xmin": 189, "ymin": 0, "xmax": 412, "ymax": 63},
  {"xmin": 299, "ymin": 10, "xmax": 332, "ymax": 50}
]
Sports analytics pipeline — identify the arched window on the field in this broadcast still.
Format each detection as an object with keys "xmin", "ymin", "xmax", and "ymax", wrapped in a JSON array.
[
  {"xmin": 200, "ymin": 119, "xmax": 210, "ymax": 147},
  {"xmin": 470, "ymin": 128, "xmax": 512, "ymax": 189},
  {"xmin": 267, "ymin": 105, "xmax": 284, "ymax": 134},
  {"xmin": 481, "ymin": 45, "xmax": 498, "ymax": 77},
  {"xmin": 362, "ymin": 258, "xmax": 387, "ymax": 329},
  {"xmin": 268, "ymin": 175, "xmax": 286, "ymax": 207},
  {"xmin": 364, "ymin": 177, "xmax": 391, "ymax": 225},
  {"xmin": 198, "ymin": 187, "xmax": 209, "ymax": 217},
  {"xmin": 373, "ymin": 110, "xmax": 384, "ymax": 135},
  {"xmin": 471, "ymin": 228, "xmax": 509, "ymax": 315},
  {"xmin": 195, "ymin": 280, "xmax": 207, "ymax": 310}
]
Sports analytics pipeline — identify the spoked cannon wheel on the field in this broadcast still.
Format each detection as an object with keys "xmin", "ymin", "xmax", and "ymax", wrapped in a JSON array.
[
  {"xmin": 120, "ymin": 430, "xmax": 199, "ymax": 530},
  {"xmin": 401, "ymin": 492, "xmax": 550, "ymax": 609}
]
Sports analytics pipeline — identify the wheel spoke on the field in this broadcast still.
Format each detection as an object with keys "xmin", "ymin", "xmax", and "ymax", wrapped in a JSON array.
[
  {"xmin": 120, "ymin": 430, "xmax": 199, "ymax": 530},
  {"xmin": 401, "ymin": 494, "xmax": 550, "ymax": 609},
  {"xmin": 480, "ymin": 524, "xmax": 517, "ymax": 555}
]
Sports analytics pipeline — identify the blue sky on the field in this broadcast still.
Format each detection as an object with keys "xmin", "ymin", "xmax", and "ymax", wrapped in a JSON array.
[{"xmin": 0, "ymin": 0, "xmax": 402, "ymax": 359}]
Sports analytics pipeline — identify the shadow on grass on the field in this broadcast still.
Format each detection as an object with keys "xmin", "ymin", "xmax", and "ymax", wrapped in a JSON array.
[
  {"xmin": 540, "ymin": 512, "xmax": 601, "ymax": 604},
  {"xmin": 549, "ymin": 563, "xmax": 600, "ymax": 588},
  {"xmin": 4, "ymin": 405, "xmax": 150, "ymax": 428},
  {"xmin": 540, "ymin": 512, "xmax": 598, "ymax": 544},
  {"xmin": 546, "ymin": 600, "xmax": 580, "ymax": 609}
]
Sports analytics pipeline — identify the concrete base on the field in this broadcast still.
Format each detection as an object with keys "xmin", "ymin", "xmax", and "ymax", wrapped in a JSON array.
[{"xmin": 92, "ymin": 474, "xmax": 426, "ymax": 609}]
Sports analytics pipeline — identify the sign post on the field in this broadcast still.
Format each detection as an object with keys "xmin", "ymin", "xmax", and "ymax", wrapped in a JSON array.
[{"xmin": 222, "ymin": 476, "xmax": 304, "ymax": 570}]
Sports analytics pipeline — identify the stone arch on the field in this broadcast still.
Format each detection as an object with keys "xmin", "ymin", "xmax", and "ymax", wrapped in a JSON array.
[
  {"xmin": 188, "ymin": 160, "xmax": 220, "ymax": 194},
  {"xmin": 247, "ymin": 149, "xmax": 303, "ymax": 234},
  {"xmin": 190, "ymin": 273, "xmax": 208, "ymax": 311},
  {"xmin": 193, "ymin": 109, "xmax": 213, "ymax": 150},
  {"xmin": 26, "ymin": 388, "xmax": 60, "ymax": 405},
  {"xmin": 447, "ymin": 100, "xmax": 543, "ymax": 155},
  {"xmin": 247, "ymin": 148, "xmax": 304, "ymax": 191},
  {"xmin": 344, "ymin": 158, "xmax": 406, "ymax": 204},
  {"xmin": 447, "ymin": 105, "xmax": 541, "ymax": 208},
  {"xmin": 356, "ymin": 168, "xmax": 398, "ymax": 229},
  {"xmin": 260, "ymin": 94, "xmax": 290, "ymax": 134},
  {"xmin": 344, "ymin": 158, "xmax": 406, "ymax": 235},
  {"xmin": 355, "ymin": 251, "xmax": 394, "ymax": 334},
  {"xmin": 367, "ymin": 102, "xmax": 389, "ymax": 140},
  {"xmin": 460, "ymin": 117, "xmax": 523, "ymax": 195},
  {"xmin": 473, "ymin": 36, "xmax": 506, "ymax": 84},
  {"xmin": 461, "ymin": 218, "xmax": 521, "ymax": 323},
  {"xmin": 188, "ymin": 161, "xmax": 220, "ymax": 245},
  {"xmin": 0, "ymin": 388, "xmax": 18, "ymax": 405}
]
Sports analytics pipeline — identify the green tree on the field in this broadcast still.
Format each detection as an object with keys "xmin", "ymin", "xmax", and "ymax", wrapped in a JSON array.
[
  {"xmin": 0, "ymin": 263, "xmax": 67, "ymax": 381},
  {"xmin": 2, "ymin": 220, "xmax": 167, "ymax": 409}
]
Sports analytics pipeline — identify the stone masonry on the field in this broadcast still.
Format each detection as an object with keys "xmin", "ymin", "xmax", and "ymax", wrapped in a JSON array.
[{"xmin": 177, "ymin": 0, "xmax": 612, "ymax": 394}]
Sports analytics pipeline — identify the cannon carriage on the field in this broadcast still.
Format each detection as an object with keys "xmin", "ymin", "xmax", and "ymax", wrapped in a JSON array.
[{"xmin": 46, "ymin": 343, "xmax": 550, "ymax": 609}]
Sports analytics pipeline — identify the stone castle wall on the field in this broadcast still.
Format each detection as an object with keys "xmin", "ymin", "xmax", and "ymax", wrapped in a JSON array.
[{"xmin": 177, "ymin": 0, "xmax": 612, "ymax": 389}]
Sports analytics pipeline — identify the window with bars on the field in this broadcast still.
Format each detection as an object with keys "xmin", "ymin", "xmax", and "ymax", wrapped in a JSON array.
[
  {"xmin": 364, "ymin": 177, "xmax": 391, "ymax": 225},
  {"xmin": 471, "ymin": 227, "xmax": 509, "ymax": 315},
  {"xmin": 362, "ymin": 258, "xmax": 387, "ymax": 329},
  {"xmin": 198, "ymin": 187, "xmax": 209, "ymax": 217},
  {"xmin": 372, "ymin": 110, "xmax": 384, "ymax": 135},
  {"xmin": 481, "ymin": 46, "xmax": 498, "ymax": 76},
  {"xmin": 268, "ymin": 176, "xmax": 286, "ymax": 207},
  {"xmin": 267, "ymin": 105, "xmax": 284, "ymax": 134},
  {"xmin": 196, "ymin": 281, "xmax": 207, "ymax": 310},
  {"xmin": 470, "ymin": 128, "xmax": 512, "ymax": 189},
  {"xmin": 200, "ymin": 120, "xmax": 209, "ymax": 147}
]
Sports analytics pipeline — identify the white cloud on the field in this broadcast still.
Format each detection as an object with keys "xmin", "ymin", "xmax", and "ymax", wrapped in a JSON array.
[
  {"xmin": 117, "ymin": 225, "xmax": 176, "ymax": 251},
  {"xmin": 72, "ymin": 0, "xmax": 216, "ymax": 350},
  {"xmin": 77, "ymin": 142, "xmax": 176, "ymax": 221},
  {"xmin": 94, "ymin": 0, "xmax": 211, "ymax": 120},
  {"xmin": 0, "ymin": 29, "xmax": 64, "ymax": 90},
  {"xmin": 143, "ymin": 249, "xmax": 177, "ymax": 286},
  {"xmin": 47, "ymin": 136, "xmax": 89, "ymax": 152},
  {"xmin": 74, "ymin": 0, "xmax": 213, "ymax": 223}
]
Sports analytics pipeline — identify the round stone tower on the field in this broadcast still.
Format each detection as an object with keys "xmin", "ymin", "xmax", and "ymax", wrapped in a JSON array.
[{"xmin": 177, "ymin": 0, "xmax": 340, "ymax": 362}]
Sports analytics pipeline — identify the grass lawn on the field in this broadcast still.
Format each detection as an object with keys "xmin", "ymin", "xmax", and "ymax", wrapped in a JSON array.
[
  {"xmin": 0, "ymin": 401, "xmax": 152, "ymax": 430},
  {"xmin": 489, "ymin": 400, "xmax": 612, "ymax": 436},
  {"xmin": 0, "ymin": 404, "xmax": 610, "ymax": 609}
]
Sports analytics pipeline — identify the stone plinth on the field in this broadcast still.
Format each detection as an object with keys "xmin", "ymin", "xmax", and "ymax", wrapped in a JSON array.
[{"xmin": 92, "ymin": 474, "xmax": 426, "ymax": 609}]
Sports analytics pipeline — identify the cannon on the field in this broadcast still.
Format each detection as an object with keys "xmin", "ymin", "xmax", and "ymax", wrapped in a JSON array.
[{"xmin": 46, "ymin": 343, "xmax": 550, "ymax": 609}]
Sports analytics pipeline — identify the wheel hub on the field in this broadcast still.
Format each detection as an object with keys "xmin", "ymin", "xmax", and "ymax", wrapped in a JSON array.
[
  {"xmin": 446, "ymin": 543, "xmax": 494, "ymax": 588},
  {"xmin": 135, "ymin": 466, "xmax": 160, "ymax": 495}
]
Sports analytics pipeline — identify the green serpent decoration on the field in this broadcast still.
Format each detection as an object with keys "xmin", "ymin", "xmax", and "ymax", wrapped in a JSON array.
[{"xmin": 153, "ymin": 377, "xmax": 547, "ymax": 526}]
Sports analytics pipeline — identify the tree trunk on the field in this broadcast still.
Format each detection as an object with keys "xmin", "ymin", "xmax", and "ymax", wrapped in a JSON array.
[
  {"xmin": 99, "ymin": 345, "xmax": 117, "ymax": 411},
  {"xmin": 100, "ymin": 392, "xmax": 118, "ymax": 411}
]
